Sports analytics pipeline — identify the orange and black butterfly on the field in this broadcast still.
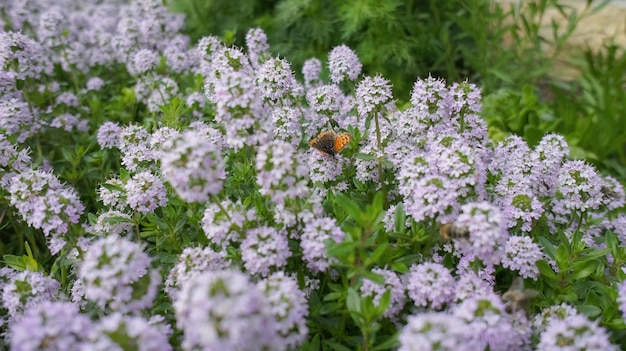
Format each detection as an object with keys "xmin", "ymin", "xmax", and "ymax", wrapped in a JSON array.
[{"xmin": 309, "ymin": 130, "xmax": 351, "ymax": 157}]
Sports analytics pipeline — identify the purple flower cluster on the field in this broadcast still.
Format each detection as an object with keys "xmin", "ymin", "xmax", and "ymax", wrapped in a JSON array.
[
  {"xmin": 300, "ymin": 217, "xmax": 345, "ymax": 273},
  {"xmin": 399, "ymin": 312, "xmax": 467, "ymax": 351},
  {"xmin": 160, "ymin": 129, "xmax": 225, "ymax": 203},
  {"xmin": 245, "ymin": 28, "xmax": 270, "ymax": 68},
  {"xmin": 204, "ymin": 46, "xmax": 268, "ymax": 149},
  {"xmin": 454, "ymin": 202, "xmax": 508, "ymax": 265},
  {"xmin": 392, "ymin": 79, "xmax": 489, "ymax": 224},
  {"xmin": 328, "ymin": 45, "xmax": 362, "ymax": 84},
  {"xmin": 118, "ymin": 125, "xmax": 154, "ymax": 171},
  {"xmin": 0, "ymin": 98, "xmax": 44, "ymax": 143},
  {"xmin": 77, "ymin": 236, "xmax": 160, "ymax": 313},
  {"xmin": 124, "ymin": 171, "xmax": 167, "ymax": 214},
  {"xmin": 164, "ymin": 246, "xmax": 230, "ymax": 299},
  {"xmin": 2, "ymin": 271, "xmax": 62, "ymax": 319},
  {"xmin": 355, "ymin": 75, "xmax": 394, "ymax": 118},
  {"xmin": 302, "ymin": 58, "xmax": 322, "ymax": 89},
  {"xmin": 360, "ymin": 268, "xmax": 406, "ymax": 319},
  {"xmin": 174, "ymin": 269, "xmax": 307, "ymax": 351},
  {"xmin": 257, "ymin": 272, "xmax": 309, "ymax": 350},
  {"xmin": 0, "ymin": 134, "xmax": 30, "ymax": 188},
  {"xmin": 406, "ymin": 262, "xmax": 455, "ymax": 309},
  {"xmin": 256, "ymin": 140, "xmax": 312, "ymax": 227},
  {"xmin": 241, "ymin": 226, "xmax": 291, "ymax": 277},
  {"xmin": 8, "ymin": 169, "xmax": 85, "ymax": 253},
  {"xmin": 256, "ymin": 57, "xmax": 301, "ymax": 102},
  {"xmin": 501, "ymin": 236, "xmax": 543, "ymax": 280},
  {"xmin": 452, "ymin": 292, "xmax": 531, "ymax": 351},
  {"xmin": 201, "ymin": 199, "xmax": 257, "ymax": 248},
  {"xmin": 8, "ymin": 301, "xmax": 94, "ymax": 351},
  {"xmin": 92, "ymin": 210, "xmax": 133, "ymax": 237},
  {"xmin": 0, "ymin": 31, "xmax": 52, "ymax": 80},
  {"xmin": 537, "ymin": 314, "xmax": 616, "ymax": 351},
  {"xmin": 96, "ymin": 313, "xmax": 173, "ymax": 351}
]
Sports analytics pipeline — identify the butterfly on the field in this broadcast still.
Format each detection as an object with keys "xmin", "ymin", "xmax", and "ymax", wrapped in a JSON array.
[{"xmin": 309, "ymin": 130, "xmax": 351, "ymax": 156}]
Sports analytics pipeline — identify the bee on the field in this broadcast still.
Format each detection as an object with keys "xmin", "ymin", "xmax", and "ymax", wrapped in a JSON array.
[
  {"xmin": 502, "ymin": 277, "xmax": 539, "ymax": 314},
  {"xmin": 309, "ymin": 130, "xmax": 351, "ymax": 157},
  {"xmin": 438, "ymin": 222, "xmax": 470, "ymax": 241},
  {"xmin": 600, "ymin": 185, "xmax": 619, "ymax": 200}
]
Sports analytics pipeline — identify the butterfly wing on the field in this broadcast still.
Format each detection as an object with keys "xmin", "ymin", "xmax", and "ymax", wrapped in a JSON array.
[
  {"xmin": 333, "ymin": 133, "xmax": 351, "ymax": 154},
  {"xmin": 310, "ymin": 131, "xmax": 337, "ymax": 156}
]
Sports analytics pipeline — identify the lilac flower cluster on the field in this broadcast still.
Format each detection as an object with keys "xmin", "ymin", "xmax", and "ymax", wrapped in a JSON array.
[
  {"xmin": 117, "ymin": 125, "xmax": 154, "ymax": 172},
  {"xmin": 76, "ymin": 236, "xmax": 160, "ymax": 313},
  {"xmin": 2, "ymin": 270, "xmax": 62, "ymax": 319},
  {"xmin": 241, "ymin": 226, "xmax": 291, "ymax": 277},
  {"xmin": 537, "ymin": 314, "xmax": 616, "ymax": 350},
  {"xmin": 255, "ymin": 140, "xmax": 312, "ymax": 227},
  {"xmin": 124, "ymin": 171, "xmax": 168, "ymax": 214},
  {"xmin": 201, "ymin": 199, "xmax": 257, "ymax": 248},
  {"xmin": 8, "ymin": 301, "xmax": 95, "ymax": 351},
  {"xmin": 360, "ymin": 268, "xmax": 406, "ymax": 319},
  {"xmin": 256, "ymin": 57, "xmax": 301, "ymax": 102},
  {"xmin": 406, "ymin": 262, "xmax": 455, "ymax": 309},
  {"xmin": 164, "ymin": 246, "xmax": 230, "ymax": 299},
  {"xmin": 204, "ymin": 46, "xmax": 267, "ymax": 149},
  {"xmin": 97, "ymin": 313, "xmax": 173, "ymax": 351},
  {"xmin": 160, "ymin": 129, "xmax": 225, "ymax": 203},
  {"xmin": 0, "ymin": 133, "xmax": 30, "ymax": 187},
  {"xmin": 328, "ymin": 45, "xmax": 362, "ymax": 84},
  {"xmin": 392, "ymin": 79, "xmax": 489, "ymax": 224},
  {"xmin": 96, "ymin": 121, "xmax": 122, "ymax": 149},
  {"xmin": 257, "ymin": 272, "xmax": 309, "ymax": 350},
  {"xmin": 451, "ymin": 292, "xmax": 531, "ymax": 351},
  {"xmin": 300, "ymin": 217, "xmax": 345, "ymax": 273},
  {"xmin": 174, "ymin": 269, "xmax": 307, "ymax": 351},
  {"xmin": 399, "ymin": 312, "xmax": 467, "ymax": 351},
  {"xmin": 454, "ymin": 202, "xmax": 508, "ymax": 265},
  {"xmin": 0, "ymin": 31, "xmax": 52, "ymax": 80},
  {"xmin": 8, "ymin": 169, "xmax": 84, "ymax": 254},
  {"xmin": 501, "ymin": 236, "xmax": 543, "ymax": 280}
]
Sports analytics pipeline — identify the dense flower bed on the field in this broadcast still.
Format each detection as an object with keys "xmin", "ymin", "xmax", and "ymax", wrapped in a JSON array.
[{"xmin": 0, "ymin": 0, "xmax": 625, "ymax": 350}]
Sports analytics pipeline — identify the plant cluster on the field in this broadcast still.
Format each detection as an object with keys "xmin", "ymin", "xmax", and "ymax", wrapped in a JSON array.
[{"xmin": 0, "ymin": 0, "xmax": 625, "ymax": 351}]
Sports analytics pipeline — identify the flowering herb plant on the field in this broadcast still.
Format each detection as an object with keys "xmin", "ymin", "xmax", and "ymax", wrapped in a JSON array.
[{"xmin": 0, "ymin": 1, "xmax": 625, "ymax": 350}]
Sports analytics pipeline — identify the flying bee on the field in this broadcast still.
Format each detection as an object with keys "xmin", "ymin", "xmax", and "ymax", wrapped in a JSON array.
[
  {"xmin": 600, "ymin": 185, "xmax": 619, "ymax": 200},
  {"xmin": 502, "ymin": 277, "xmax": 539, "ymax": 314},
  {"xmin": 438, "ymin": 222, "xmax": 470, "ymax": 241}
]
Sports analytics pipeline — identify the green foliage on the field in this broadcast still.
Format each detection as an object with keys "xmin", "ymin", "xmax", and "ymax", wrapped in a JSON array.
[{"xmin": 484, "ymin": 43, "xmax": 626, "ymax": 178}]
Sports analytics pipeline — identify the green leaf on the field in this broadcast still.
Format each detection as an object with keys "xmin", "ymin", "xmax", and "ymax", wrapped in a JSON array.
[
  {"xmin": 373, "ymin": 333, "xmax": 400, "ymax": 351},
  {"xmin": 346, "ymin": 288, "xmax": 362, "ymax": 314},
  {"xmin": 354, "ymin": 152, "xmax": 377, "ymax": 161},
  {"xmin": 391, "ymin": 262, "xmax": 409, "ymax": 274},
  {"xmin": 536, "ymin": 260, "xmax": 558, "ymax": 280},
  {"xmin": 335, "ymin": 194, "xmax": 364, "ymax": 224},
  {"xmin": 523, "ymin": 124, "xmax": 543, "ymax": 146},
  {"xmin": 538, "ymin": 236, "xmax": 557, "ymax": 259},
  {"xmin": 569, "ymin": 259, "xmax": 600, "ymax": 280},
  {"xmin": 394, "ymin": 203, "xmax": 406, "ymax": 234},
  {"xmin": 365, "ymin": 243, "xmax": 389, "ymax": 267},
  {"xmin": 578, "ymin": 305, "xmax": 602, "ymax": 319},
  {"xmin": 555, "ymin": 243, "xmax": 570, "ymax": 270},
  {"xmin": 362, "ymin": 271, "xmax": 385, "ymax": 285},
  {"xmin": 3, "ymin": 255, "xmax": 26, "ymax": 271},
  {"xmin": 324, "ymin": 340, "xmax": 354, "ymax": 351}
]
